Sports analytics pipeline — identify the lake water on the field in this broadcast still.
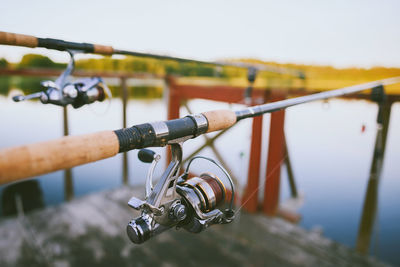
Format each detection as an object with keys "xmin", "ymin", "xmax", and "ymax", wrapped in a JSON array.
[{"xmin": 0, "ymin": 89, "xmax": 399, "ymax": 265}]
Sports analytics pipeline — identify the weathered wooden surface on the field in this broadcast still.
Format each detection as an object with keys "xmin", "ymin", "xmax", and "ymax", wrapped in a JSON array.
[{"xmin": 0, "ymin": 186, "xmax": 388, "ymax": 267}]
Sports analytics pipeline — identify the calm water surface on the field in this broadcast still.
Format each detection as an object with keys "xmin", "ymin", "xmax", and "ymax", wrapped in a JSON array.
[{"xmin": 0, "ymin": 92, "xmax": 399, "ymax": 265}]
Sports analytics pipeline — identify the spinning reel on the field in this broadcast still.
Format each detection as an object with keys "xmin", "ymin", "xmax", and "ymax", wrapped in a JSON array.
[
  {"xmin": 127, "ymin": 143, "xmax": 235, "ymax": 244},
  {"xmin": 13, "ymin": 51, "xmax": 111, "ymax": 108}
]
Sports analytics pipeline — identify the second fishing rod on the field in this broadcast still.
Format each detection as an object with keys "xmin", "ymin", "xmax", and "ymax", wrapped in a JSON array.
[{"xmin": 0, "ymin": 31, "xmax": 304, "ymax": 78}]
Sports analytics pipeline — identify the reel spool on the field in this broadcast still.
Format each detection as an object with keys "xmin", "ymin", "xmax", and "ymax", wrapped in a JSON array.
[
  {"xmin": 126, "ymin": 145, "xmax": 235, "ymax": 244},
  {"xmin": 179, "ymin": 173, "xmax": 226, "ymax": 213}
]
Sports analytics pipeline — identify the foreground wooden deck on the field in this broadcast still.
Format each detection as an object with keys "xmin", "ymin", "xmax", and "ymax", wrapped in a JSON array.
[{"xmin": 0, "ymin": 186, "xmax": 388, "ymax": 267}]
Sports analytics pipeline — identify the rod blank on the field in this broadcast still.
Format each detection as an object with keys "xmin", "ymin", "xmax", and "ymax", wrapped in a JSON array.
[{"xmin": 235, "ymin": 77, "xmax": 400, "ymax": 120}]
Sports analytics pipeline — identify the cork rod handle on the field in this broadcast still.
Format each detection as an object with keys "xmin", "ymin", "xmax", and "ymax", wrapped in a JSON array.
[
  {"xmin": 0, "ymin": 131, "xmax": 119, "ymax": 185},
  {"xmin": 93, "ymin": 44, "xmax": 114, "ymax": 55},
  {"xmin": 0, "ymin": 31, "xmax": 38, "ymax": 48}
]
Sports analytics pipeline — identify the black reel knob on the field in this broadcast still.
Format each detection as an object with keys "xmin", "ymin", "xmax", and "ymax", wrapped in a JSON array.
[{"xmin": 138, "ymin": 149, "xmax": 156, "ymax": 163}]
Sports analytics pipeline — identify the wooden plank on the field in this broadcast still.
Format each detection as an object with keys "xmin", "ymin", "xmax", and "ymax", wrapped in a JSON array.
[{"xmin": 0, "ymin": 186, "xmax": 388, "ymax": 266}]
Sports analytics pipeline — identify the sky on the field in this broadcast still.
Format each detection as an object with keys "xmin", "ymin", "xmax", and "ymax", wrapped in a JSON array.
[{"xmin": 1, "ymin": 0, "xmax": 399, "ymax": 68}]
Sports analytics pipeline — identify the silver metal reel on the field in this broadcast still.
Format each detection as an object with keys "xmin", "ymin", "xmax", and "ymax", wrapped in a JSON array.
[{"xmin": 126, "ymin": 143, "xmax": 235, "ymax": 244}]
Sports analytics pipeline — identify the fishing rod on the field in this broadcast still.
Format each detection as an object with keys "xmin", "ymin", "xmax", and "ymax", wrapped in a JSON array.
[
  {"xmin": 0, "ymin": 31, "xmax": 303, "ymax": 108},
  {"xmin": 0, "ymin": 31, "xmax": 304, "ymax": 78},
  {"xmin": 2, "ymin": 76, "xmax": 398, "ymax": 185},
  {"xmin": 0, "ymin": 32, "xmax": 114, "ymax": 108},
  {"xmin": 0, "ymin": 77, "xmax": 399, "ymax": 244}
]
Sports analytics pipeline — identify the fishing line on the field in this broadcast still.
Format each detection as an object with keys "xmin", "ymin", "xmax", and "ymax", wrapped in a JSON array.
[
  {"xmin": 87, "ymin": 90, "xmax": 112, "ymax": 116},
  {"xmin": 235, "ymin": 153, "xmax": 288, "ymax": 214}
]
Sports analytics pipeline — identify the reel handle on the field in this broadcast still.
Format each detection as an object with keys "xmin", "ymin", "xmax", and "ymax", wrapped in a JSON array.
[
  {"xmin": 137, "ymin": 149, "xmax": 161, "ymax": 198},
  {"xmin": 12, "ymin": 92, "xmax": 44, "ymax": 102},
  {"xmin": 138, "ymin": 149, "xmax": 156, "ymax": 163}
]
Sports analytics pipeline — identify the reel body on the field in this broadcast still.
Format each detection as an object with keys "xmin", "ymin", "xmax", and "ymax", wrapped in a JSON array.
[
  {"xmin": 38, "ymin": 77, "xmax": 107, "ymax": 108},
  {"xmin": 127, "ymin": 144, "xmax": 235, "ymax": 244},
  {"xmin": 12, "ymin": 50, "xmax": 111, "ymax": 108}
]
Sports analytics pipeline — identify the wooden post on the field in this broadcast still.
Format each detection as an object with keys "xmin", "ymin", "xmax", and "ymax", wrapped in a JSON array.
[
  {"xmin": 167, "ymin": 76, "xmax": 181, "ymax": 120},
  {"xmin": 121, "ymin": 77, "xmax": 129, "ymax": 185},
  {"xmin": 63, "ymin": 106, "xmax": 73, "ymax": 201},
  {"xmin": 356, "ymin": 102, "xmax": 392, "ymax": 254},
  {"xmin": 241, "ymin": 115, "xmax": 263, "ymax": 212},
  {"xmin": 284, "ymin": 137, "xmax": 298, "ymax": 198},
  {"xmin": 166, "ymin": 76, "xmax": 181, "ymax": 164},
  {"xmin": 263, "ymin": 92, "xmax": 286, "ymax": 216}
]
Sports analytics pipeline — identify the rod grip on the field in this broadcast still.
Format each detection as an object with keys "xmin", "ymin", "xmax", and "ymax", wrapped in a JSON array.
[
  {"xmin": 0, "ymin": 131, "xmax": 119, "ymax": 185},
  {"xmin": 202, "ymin": 110, "xmax": 237, "ymax": 133},
  {"xmin": 0, "ymin": 31, "xmax": 38, "ymax": 48}
]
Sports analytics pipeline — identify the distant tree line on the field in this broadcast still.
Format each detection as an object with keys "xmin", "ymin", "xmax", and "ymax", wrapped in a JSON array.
[
  {"xmin": 17, "ymin": 54, "xmax": 66, "ymax": 69},
  {"xmin": 0, "ymin": 58, "xmax": 8, "ymax": 68},
  {"xmin": 74, "ymin": 57, "xmax": 226, "ymax": 78},
  {"xmin": 3, "ymin": 54, "xmax": 224, "ymax": 78}
]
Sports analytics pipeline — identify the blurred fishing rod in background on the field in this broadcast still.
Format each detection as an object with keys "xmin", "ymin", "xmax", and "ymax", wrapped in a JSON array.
[
  {"xmin": 0, "ymin": 31, "xmax": 304, "ymax": 78},
  {"xmin": 0, "ymin": 31, "xmax": 305, "ymax": 108}
]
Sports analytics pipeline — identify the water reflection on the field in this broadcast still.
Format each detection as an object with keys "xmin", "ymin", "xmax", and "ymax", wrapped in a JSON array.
[
  {"xmin": 356, "ymin": 101, "xmax": 392, "ymax": 254},
  {"xmin": 62, "ymin": 106, "xmax": 74, "ymax": 201},
  {"xmin": 121, "ymin": 78, "xmax": 129, "ymax": 185}
]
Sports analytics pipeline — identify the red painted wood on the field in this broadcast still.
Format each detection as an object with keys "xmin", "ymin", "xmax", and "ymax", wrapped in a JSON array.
[
  {"xmin": 263, "ymin": 107, "xmax": 286, "ymax": 216},
  {"xmin": 173, "ymin": 84, "xmax": 266, "ymax": 104},
  {"xmin": 166, "ymin": 77, "xmax": 181, "ymax": 164},
  {"xmin": 167, "ymin": 77, "xmax": 180, "ymax": 120},
  {"xmin": 241, "ymin": 115, "xmax": 263, "ymax": 212}
]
